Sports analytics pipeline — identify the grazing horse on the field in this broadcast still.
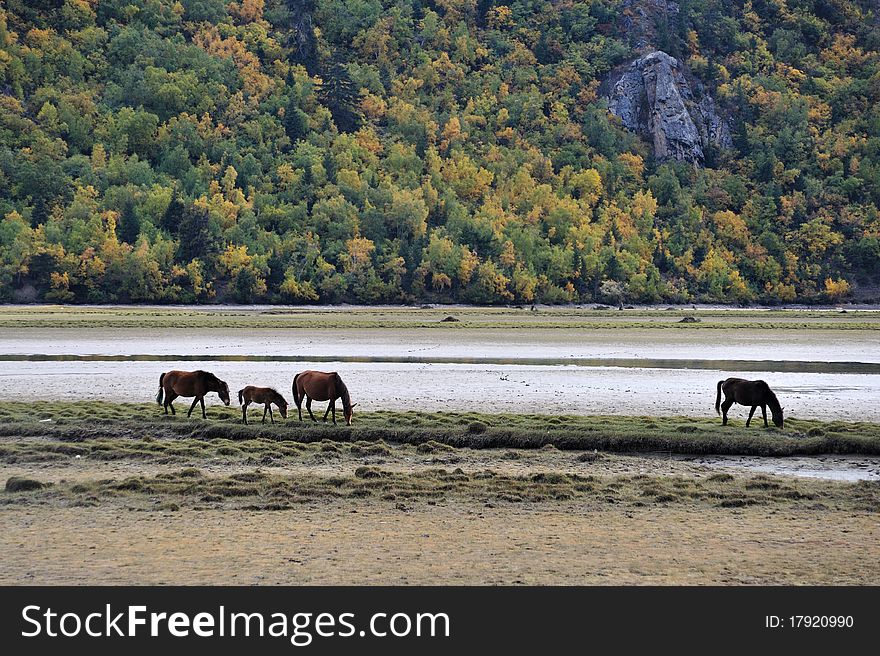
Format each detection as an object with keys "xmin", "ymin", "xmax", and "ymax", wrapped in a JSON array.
[
  {"xmin": 292, "ymin": 370, "xmax": 357, "ymax": 425},
  {"xmin": 238, "ymin": 386, "xmax": 288, "ymax": 425},
  {"xmin": 155, "ymin": 370, "xmax": 231, "ymax": 419},
  {"xmin": 715, "ymin": 378, "xmax": 784, "ymax": 428}
]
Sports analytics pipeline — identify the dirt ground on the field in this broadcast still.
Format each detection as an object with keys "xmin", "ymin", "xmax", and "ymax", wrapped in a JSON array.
[
  {"xmin": 2, "ymin": 501, "xmax": 876, "ymax": 585},
  {"xmin": 2, "ymin": 450, "xmax": 878, "ymax": 585}
]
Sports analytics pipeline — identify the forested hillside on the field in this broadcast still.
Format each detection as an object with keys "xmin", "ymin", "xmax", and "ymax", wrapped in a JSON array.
[{"xmin": 1, "ymin": 0, "xmax": 879, "ymax": 304}]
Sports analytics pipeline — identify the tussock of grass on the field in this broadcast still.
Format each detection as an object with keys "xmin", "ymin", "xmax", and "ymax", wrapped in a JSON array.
[
  {"xmin": 350, "ymin": 441, "xmax": 393, "ymax": 457},
  {"xmin": 416, "ymin": 440, "xmax": 456, "ymax": 454},
  {"xmin": 5, "ymin": 476, "xmax": 44, "ymax": 492},
  {"xmin": 1, "ymin": 402, "xmax": 880, "ymax": 459},
  {"xmin": 5, "ymin": 467, "xmax": 877, "ymax": 513}
]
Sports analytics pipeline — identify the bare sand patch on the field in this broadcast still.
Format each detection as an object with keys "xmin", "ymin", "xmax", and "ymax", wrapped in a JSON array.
[{"xmin": 1, "ymin": 502, "xmax": 876, "ymax": 585}]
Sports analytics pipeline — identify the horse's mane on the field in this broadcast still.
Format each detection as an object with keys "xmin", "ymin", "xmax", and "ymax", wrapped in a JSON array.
[
  {"xmin": 335, "ymin": 373, "xmax": 352, "ymax": 410},
  {"xmin": 267, "ymin": 387, "xmax": 287, "ymax": 404},
  {"xmin": 764, "ymin": 386, "xmax": 783, "ymax": 415},
  {"xmin": 199, "ymin": 371, "xmax": 226, "ymax": 389}
]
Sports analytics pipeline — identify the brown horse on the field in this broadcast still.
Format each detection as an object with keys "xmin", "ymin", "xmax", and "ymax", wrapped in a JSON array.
[
  {"xmin": 292, "ymin": 370, "xmax": 357, "ymax": 425},
  {"xmin": 238, "ymin": 386, "xmax": 288, "ymax": 425},
  {"xmin": 155, "ymin": 370, "xmax": 231, "ymax": 418},
  {"xmin": 716, "ymin": 378, "xmax": 784, "ymax": 428}
]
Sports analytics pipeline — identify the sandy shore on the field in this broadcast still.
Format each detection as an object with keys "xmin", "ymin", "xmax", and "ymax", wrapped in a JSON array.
[
  {"xmin": 2, "ymin": 502, "xmax": 876, "ymax": 585},
  {"xmin": 2, "ymin": 444, "xmax": 878, "ymax": 585}
]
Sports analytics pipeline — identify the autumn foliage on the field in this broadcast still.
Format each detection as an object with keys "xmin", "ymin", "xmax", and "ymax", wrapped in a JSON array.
[{"xmin": 1, "ymin": 1, "xmax": 878, "ymax": 304}]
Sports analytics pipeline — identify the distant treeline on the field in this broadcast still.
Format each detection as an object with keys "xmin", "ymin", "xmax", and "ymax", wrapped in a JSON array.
[{"xmin": 1, "ymin": 1, "xmax": 879, "ymax": 304}]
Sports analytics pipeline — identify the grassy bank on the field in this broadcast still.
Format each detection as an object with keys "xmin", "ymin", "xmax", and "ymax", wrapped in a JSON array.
[
  {"xmin": 4, "ymin": 465, "xmax": 878, "ymax": 513},
  {"xmin": 3, "ymin": 401, "xmax": 877, "ymax": 586},
  {"xmin": 3, "ymin": 402, "xmax": 877, "ymax": 512},
  {"xmin": 1, "ymin": 402, "xmax": 879, "ymax": 458},
  {"xmin": 0, "ymin": 305, "xmax": 878, "ymax": 330}
]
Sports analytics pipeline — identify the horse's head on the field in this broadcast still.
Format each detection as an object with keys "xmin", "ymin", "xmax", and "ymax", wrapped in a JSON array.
[
  {"xmin": 218, "ymin": 381, "xmax": 231, "ymax": 406},
  {"xmin": 772, "ymin": 406, "xmax": 784, "ymax": 428},
  {"xmin": 277, "ymin": 399, "xmax": 288, "ymax": 419},
  {"xmin": 344, "ymin": 402, "xmax": 357, "ymax": 426}
]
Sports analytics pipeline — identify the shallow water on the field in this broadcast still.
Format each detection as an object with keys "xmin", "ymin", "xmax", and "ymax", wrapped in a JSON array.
[
  {"xmin": 3, "ymin": 326, "xmax": 880, "ymax": 363},
  {"xmin": 674, "ymin": 455, "xmax": 880, "ymax": 482},
  {"xmin": 2, "ymin": 327, "xmax": 879, "ymax": 420},
  {"xmin": 5, "ymin": 353, "xmax": 880, "ymax": 374},
  {"xmin": 3, "ymin": 358, "xmax": 878, "ymax": 423},
  {"xmin": 3, "ymin": 324, "xmax": 880, "ymax": 480}
]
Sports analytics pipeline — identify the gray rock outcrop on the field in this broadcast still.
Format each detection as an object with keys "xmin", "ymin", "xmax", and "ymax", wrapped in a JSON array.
[{"xmin": 606, "ymin": 51, "xmax": 732, "ymax": 164}]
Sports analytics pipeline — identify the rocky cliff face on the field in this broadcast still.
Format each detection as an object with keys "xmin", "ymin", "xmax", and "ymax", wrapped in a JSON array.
[{"xmin": 606, "ymin": 51, "xmax": 732, "ymax": 164}]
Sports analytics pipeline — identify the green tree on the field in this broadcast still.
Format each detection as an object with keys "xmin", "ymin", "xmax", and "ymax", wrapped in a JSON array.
[{"xmin": 319, "ymin": 58, "xmax": 361, "ymax": 134}]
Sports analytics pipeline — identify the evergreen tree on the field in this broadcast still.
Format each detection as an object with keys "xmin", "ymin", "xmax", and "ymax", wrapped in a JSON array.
[
  {"xmin": 287, "ymin": 0, "xmax": 319, "ymax": 74},
  {"xmin": 161, "ymin": 190, "xmax": 186, "ymax": 234},
  {"xmin": 319, "ymin": 59, "xmax": 361, "ymax": 134},
  {"xmin": 177, "ymin": 202, "xmax": 214, "ymax": 263},
  {"xmin": 283, "ymin": 98, "xmax": 310, "ymax": 143},
  {"xmin": 119, "ymin": 199, "xmax": 140, "ymax": 245}
]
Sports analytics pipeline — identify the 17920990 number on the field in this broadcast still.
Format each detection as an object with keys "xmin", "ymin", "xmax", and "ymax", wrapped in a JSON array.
[
  {"xmin": 791, "ymin": 616, "xmax": 853, "ymax": 628},
  {"xmin": 765, "ymin": 616, "xmax": 855, "ymax": 628}
]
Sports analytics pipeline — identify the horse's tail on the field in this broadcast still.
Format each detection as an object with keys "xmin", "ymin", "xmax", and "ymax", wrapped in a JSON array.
[
  {"xmin": 156, "ymin": 372, "xmax": 165, "ymax": 405},
  {"xmin": 237, "ymin": 388, "xmax": 244, "ymax": 406},
  {"xmin": 292, "ymin": 373, "xmax": 302, "ymax": 407},
  {"xmin": 715, "ymin": 379, "xmax": 725, "ymax": 414}
]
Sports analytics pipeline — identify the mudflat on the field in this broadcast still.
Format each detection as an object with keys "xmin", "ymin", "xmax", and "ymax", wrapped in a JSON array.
[{"xmin": 2, "ymin": 502, "xmax": 876, "ymax": 585}]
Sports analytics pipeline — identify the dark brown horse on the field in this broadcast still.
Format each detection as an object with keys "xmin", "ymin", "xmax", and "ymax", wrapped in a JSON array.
[
  {"xmin": 292, "ymin": 370, "xmax": 357, "ymax": 425},
  {"xmin": 716, "ymin": 378, "xmax": 784, "ymax": 428},
  {"xmin": 238, "ymin": 386, "xmax": 288, "ymax": 425},
  {"xmin": 156, "ymin": 370, "xmax": 231, "ymax": 418}
]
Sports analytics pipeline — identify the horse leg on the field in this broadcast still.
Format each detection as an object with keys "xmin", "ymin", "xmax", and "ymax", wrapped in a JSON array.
[
  {"xmin": 187, "ymin": 397, "xmax": 200, "ymax": 418},
  {"xmin": 242, "ymin": 401, "xmax": 249, "ymax": 425},
  {"xmin": 269, "ymin": 405, "xmax": 275, "ymax": 425},
  {"xmin": 322, "ymin": 401, "xmax": 332, "ymax": 422},
  {"xmin": 165, "ymin": 391, "xmax": 177, "ymax": 415},
  {"xmin": 761, "ymin": 405, "xmax": 768, "ymax": 428},
  {"xmin": 262, "ymin": 405, "xmax": 268, "ymax": 424},
  {"xmin": 200, "ymin": 396, "xmax": 207, "ymax": 419},
  {"xmin": 331, "ymin": 400, "xmax": 336, "ymax": 425},
  {"xmin": 746, "ymin": 405, "xmax": 757, "ymax": 427},
  {"xmin": 293, "ymin": 387, "xmax": 305, "ymax": 421},
  {"xmin": 306, "ymin": 397, "xmax": 317, "ymax": 422},
  {"xmin": 721, "ymin": 398, "xmax": 734, "ymax": 426}
]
